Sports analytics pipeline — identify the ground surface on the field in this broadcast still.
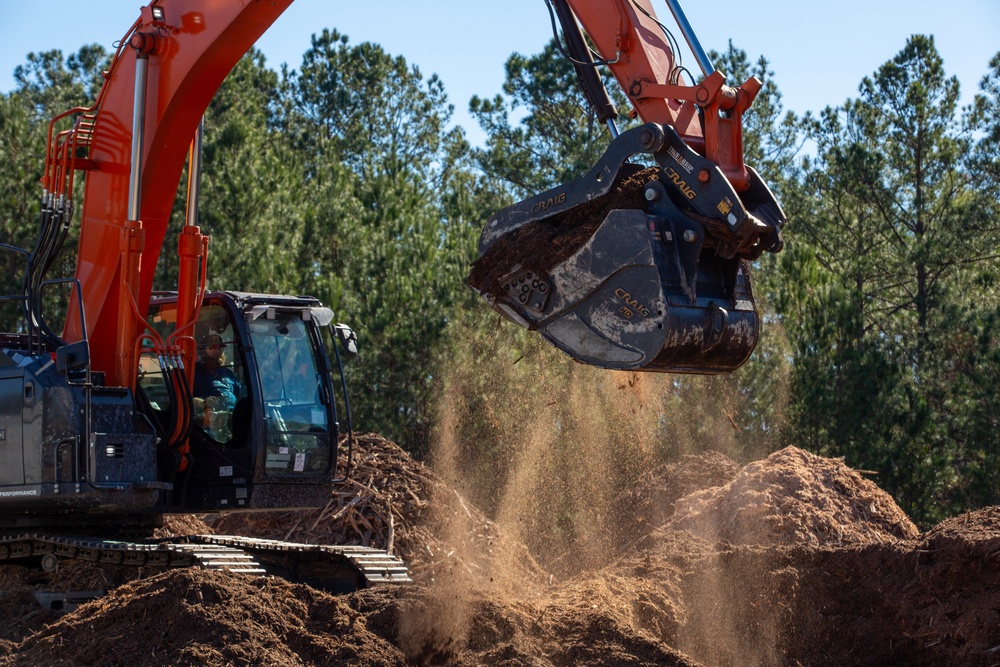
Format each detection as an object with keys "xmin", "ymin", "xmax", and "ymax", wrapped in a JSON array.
[{"xmin": 2, "ymin": 434, "xmax": 999, "ymax": 666}]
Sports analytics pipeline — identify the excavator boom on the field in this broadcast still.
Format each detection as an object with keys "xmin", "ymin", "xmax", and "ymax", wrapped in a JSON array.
[{"xmin": 54, "ymin": 0, "xmax": 295, "ymax": 389}]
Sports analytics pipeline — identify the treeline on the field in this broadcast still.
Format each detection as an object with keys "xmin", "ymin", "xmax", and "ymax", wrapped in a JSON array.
[{"xmin": 1, "ymin": 31, "xmax": 999, "ymax": 526}]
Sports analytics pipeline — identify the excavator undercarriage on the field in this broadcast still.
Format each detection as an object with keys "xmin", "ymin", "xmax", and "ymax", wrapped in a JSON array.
[{"xmin": 0, "ymin": 532, "xmax": 410, "ymax": 610}]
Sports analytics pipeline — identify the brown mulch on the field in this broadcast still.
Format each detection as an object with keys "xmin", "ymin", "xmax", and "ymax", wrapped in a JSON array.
[
  {"xmin": 153, "ymin": 513, "xmax": 215, "ymax": 539},
  {"xmin": 5, "ymin": 437, "xmax": 1000, "ymax": 666},
  {"xmin": 668, "ymin": 446, "xmax": 919, "ymax": 547},
  {"xmin": 208, "ymin": 433, "xmax": 545, "ymax": 584},
  {"xmin": 0, "ymin": 569, "xmax": 403, "ymax": 667}
]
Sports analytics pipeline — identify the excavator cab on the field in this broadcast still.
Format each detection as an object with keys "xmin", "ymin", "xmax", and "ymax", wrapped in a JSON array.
[
  {"xmin": 0, "ymin": 289, "xmax": 353, "ymax": 531},
  {"xmin": 140, "ymin": 291, "xmax": 350, "ymax": 512}
]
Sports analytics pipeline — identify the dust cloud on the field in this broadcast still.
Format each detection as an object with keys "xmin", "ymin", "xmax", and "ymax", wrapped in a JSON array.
[{"xmin": 414, "ymin": 313, "xmax": 784, "ymax": 657}]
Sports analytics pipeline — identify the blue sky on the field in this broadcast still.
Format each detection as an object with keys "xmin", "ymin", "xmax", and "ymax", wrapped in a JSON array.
[{"xmin": 2, "ymin": 0, "xmax": 998, "ymax": 146}]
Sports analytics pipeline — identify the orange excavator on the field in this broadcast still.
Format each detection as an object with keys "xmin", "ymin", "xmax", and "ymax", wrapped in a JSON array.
[{"xmin": 0, "ymin": 0, "xmax": 783, "ymax": 595}]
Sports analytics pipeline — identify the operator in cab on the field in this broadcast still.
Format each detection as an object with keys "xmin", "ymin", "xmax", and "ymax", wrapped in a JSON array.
[
  {"xmin": 193, "ymin": 333, "xmax": 242, "ymax": 441},
  {"xmin": 194, "ymin": 334, "xmax": 239, "ymax": 409}
]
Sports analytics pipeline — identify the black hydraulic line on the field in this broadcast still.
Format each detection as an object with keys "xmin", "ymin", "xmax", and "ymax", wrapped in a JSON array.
[
  {"xmin": 624, "ymin": 0, "xmax": 694, "ymax": 86},
  {"xmin": 162, "ymin": 354, "xmax": 193, "ymax": 453},
  {"xmin": 134, "ymin": 349, "xmax": 191, "ymax": 468},
  {"xmin": 22, "ymin": 193, "xmax": 55, "ymax": 350},
  {"xmin": 546, "ymin": 0, "xmax": 619, "ymax": 129},
  {"xmin": 137, "ymin": 350, "xmax": 192, "ymax": 489},
  {"xmin": 21, "ymin": 191, "xmax": 76, "ymax": 352},
  {"xmin": 39, "ymin": 198, "xmax": 74, "ymax": 280},
  {"xmin": 171, "ymin": 358, "xmax": 194, "ymax": 443}
]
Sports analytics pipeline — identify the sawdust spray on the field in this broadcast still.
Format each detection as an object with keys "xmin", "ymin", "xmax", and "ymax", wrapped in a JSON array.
[
  {"xmin": 395, "ymin": 397, "xmax": 474, "ymax": 662},
  {"xmin": 402, "ymin": 309, "xmax": 791, "ymax": 659},
  {"xmin": 418, "ymin": 316, "xmax": 681, "ymax": 582}
]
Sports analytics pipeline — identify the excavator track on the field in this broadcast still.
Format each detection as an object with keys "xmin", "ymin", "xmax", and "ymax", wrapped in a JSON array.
[
  {"xmin": 0, "ymin": 532, "xmax": 410, "ymax": 608},
  {"xmin": 193, "ymin": 534, "xmax": 411, "ymax": 587}
]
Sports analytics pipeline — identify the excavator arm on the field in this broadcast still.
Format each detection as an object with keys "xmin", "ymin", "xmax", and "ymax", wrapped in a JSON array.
[
  {"xmin": 567, "ymin": 0, "xmax": 761, "ymax": 189},
  {"xmin": 52, "ymin": 1, "xmax": 295, "ymax": 388},
  {"xmin": 470, "ymin": 0, "xmax": 785, "ymax": 373}
]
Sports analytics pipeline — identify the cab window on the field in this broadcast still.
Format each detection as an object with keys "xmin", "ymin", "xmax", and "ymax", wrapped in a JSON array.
[{"xmin": 248, "ymin": 312, "xmax": 331, "ymax": 475}]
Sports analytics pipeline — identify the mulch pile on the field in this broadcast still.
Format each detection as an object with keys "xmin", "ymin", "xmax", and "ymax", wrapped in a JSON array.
[
  {"xmin": 668, "ymin": 446, "xmax": 919, "ymax": 546},
  {"xmin": 3, "ymin": 440, "xmax": 1000, "ymax": 666},
  {"xmin": 208, "ymin": 433, "xmax": 544, "ymax": 584}
]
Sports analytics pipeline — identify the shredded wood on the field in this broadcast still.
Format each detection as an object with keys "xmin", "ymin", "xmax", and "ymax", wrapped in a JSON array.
[{"xmin": 205, "ymin": 433, "xmax": 544, "ymax": 582}]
